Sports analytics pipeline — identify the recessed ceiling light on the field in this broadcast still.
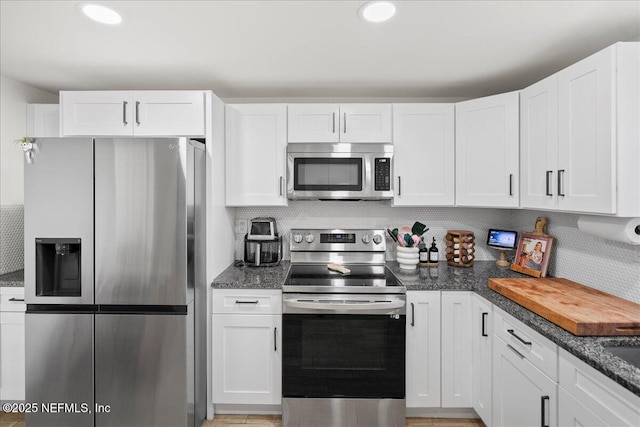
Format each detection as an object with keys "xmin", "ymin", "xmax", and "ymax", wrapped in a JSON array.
[
  {"xmin": 358, "ymin": 1, "xmax": 396, "ymax": 23},
  {"xmin": 79, "ymin": 3, "xmax": 122, "ymax": 25}
]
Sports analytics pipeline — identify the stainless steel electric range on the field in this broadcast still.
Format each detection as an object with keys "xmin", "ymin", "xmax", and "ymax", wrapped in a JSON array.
[{"xmin": 282, "ymin": 229, "xmax": 406, "ymax": 427}]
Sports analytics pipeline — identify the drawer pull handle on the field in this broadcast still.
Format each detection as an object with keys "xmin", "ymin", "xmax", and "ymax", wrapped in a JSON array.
[
  {"xmin": 507, "ymin": 344, "xmax": 525, "ymax": 359},
  {"xmin": 507, "ymin": 329, "xmax": 532, "ymax": 345},
  {"xmin": 235, "ymin": 300, "xmax": 259, "ymax": 304},
  {"xmin": 9, "ymin": 298, "xmax": 25, "ymax": 302},
  {"xmin": 410, "ymin": 302, "xmax": 415, "ymax": 327},
  {"xmin": 541, "ymin": 395, "xmax": 550, "ymax": 427},
  {"xmin": 481, "ymin": 312, "xmax": 488, "ymax": 337}
]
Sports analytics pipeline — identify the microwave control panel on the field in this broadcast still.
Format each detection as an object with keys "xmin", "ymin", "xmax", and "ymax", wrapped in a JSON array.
[{"xmin": 374, "ymin": 158, "xmax": 391, "ymax": 191}]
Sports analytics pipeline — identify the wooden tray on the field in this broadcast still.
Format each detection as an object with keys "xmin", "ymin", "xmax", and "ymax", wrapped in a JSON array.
[{"xmin": 488, "ymin": 277, "xmax": 640, "ymax": 336}]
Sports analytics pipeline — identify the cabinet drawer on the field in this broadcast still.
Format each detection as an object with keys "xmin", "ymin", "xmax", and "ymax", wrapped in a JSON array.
[
  {"xmin": 559, "ymin": 348, "xmax": 640, "ymax": 426},
  {"xmin": 0, "ymin": 288, "xmax": 26, "ymax": 312},
  {"xmin": 494, "ymin": 307, "xmax": 558, "ymax": 380},
  {"xmin": 212, "ymin": 289, "xmax": 282, "ymax": 314}
]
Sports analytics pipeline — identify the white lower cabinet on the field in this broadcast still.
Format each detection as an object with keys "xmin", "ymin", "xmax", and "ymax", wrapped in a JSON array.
[
  {"xmin": 441, "ymin": 291, "xmax": 472, "ymax": 407},
  {"xmin": 406, "ymin": 291, "xmax": 441, "ymax": 407},
  {"xmin": 558, "ymin": 348, "xmax": 640, "ymax": 427},
  {"xmin": 492, "ymin": 335, "xmax": 557, "ymax": 427},
  {"xmin": 212, "ymin": 289, "xmax": 282, "ymax": 405},
  {"xmin": 471, "ymin": 294, "xmax": 493, "ymax": 426},
  {"xmin": 0, "ymin": 287, "xmax": 26, "ymax": 401}
]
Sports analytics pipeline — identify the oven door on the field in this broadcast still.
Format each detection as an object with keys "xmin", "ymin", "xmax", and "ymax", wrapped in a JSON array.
[{"xmin": 282, "ymin": 294, "xmax": 406, "ymax": 399}]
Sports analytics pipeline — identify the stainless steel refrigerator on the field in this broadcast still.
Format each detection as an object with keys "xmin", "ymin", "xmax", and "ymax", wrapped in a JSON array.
[{"xmin": 24, "ymin": 137, "xmax": 206, "ymax": 427}]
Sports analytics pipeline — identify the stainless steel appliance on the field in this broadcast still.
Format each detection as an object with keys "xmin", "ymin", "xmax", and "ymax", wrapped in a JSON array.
[
  {"xmin": 244, "ymin": 217, "xmax": 283, "ymax": 266},
  {"xmin": 282, "ymin": 229, "xmax": 406, "ymax": 427},
  {"xmin": 287, "ymin": 143, "xmax": 393, "ymax": 200},
  {"xmin": 243, "ymin": 235, "xmax": 283, "ymax": 266},
  {"xmin": 24, "ymin": 137, "xmax": 207, "ymax": 427}
]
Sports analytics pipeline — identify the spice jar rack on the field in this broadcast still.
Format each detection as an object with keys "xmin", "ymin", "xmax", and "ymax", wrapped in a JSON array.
[{"xmin": 445, "ymin": 230, "xmax": 475, "ymax": 267}]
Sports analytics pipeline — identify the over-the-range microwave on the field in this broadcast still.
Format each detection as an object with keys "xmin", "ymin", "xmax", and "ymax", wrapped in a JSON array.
[{"xmin": 287, "ymin": 143, "xmax": 393, "ymax": 200}]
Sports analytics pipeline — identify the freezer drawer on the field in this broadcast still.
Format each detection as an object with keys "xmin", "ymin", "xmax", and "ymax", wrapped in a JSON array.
[
  {"xmin": 95, "ymin": 313, "xmax": 187, "ymax": 427},
  {"xmin": 25, "ymin": 312, "xmax": 94, "ymax": 427}
]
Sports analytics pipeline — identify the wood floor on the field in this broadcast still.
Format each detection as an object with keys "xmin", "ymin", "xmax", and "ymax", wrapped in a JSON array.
[
  {"xmin": 204, "ymin": 414, "xmax": 485, "ymax": 427},
  {"xmin": 0, "ymin": 413, "xmax": 484, "ymax": 427}
]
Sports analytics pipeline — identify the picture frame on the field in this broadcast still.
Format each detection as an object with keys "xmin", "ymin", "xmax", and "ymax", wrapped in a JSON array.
[{"xmin": 511, "ymin": 232, "xmax": 554, "ymax": 278}]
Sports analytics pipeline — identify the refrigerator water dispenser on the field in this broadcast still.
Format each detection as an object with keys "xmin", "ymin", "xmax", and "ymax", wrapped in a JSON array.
[{"xmin": 35, "ymin": 238, "xmax": 82, "ymax": 297}]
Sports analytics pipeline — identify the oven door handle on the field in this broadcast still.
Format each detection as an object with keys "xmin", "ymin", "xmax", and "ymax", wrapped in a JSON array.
[{"xmin": 284, "ymin": 299, "xmax": 405, "ymax": 311}]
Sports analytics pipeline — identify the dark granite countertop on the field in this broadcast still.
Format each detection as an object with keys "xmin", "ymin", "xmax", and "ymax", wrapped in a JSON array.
[
  {"xmin": 212, "ymin": 261, "xmax": 291, "ymax": 289},
  {"xmin": 212, "ymin": 260, "xmax": 640, "ymax": 397},
  {"xmin": 0, "ymin": 270, "xmax": 24, "ymax": 287}
]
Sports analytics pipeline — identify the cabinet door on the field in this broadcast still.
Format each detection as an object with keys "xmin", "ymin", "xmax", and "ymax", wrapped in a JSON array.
[
  {"xmin": 392, "ymin": 104, "xmax": 454, "ymax": 206},
  {"xmin": 557, "ymin": 46, "xmax": 615, "ymax": 213},
  {"xmin": 406, "ymin": 291, "xmax": 441, "ymax": 408},
  {"xmin": 520, "ymin": 75, "xmax": 559, "ymax": 210},
  {"xmin": 441, "ymin": 291, "xmax": 472, "ymax": 408},
  {"xmin": 559, "ymin": 348, "xmax": 640, "ymax": 426},
  {"xmin": 212, "ymin": 314, "xmax": 281, "ymax": 405},
  {"xmin": 60, "ymin": 91, "xmax": 133, "ymax": 136},
  {"xmin": 225, "ymin": 104, "xmax": 287, "ymax": 206},
  {"xmin": 455, "ymin": 92, "xmax": 519, "ymax": 207},
  {"xmin": 0, "ymin": 311, "xmax": 25, "ymax": 401},
  {"xmin": 558, "ymin": 387, "xmax": 609, "ymax": 427},
  {"xmin": 27, "ymin": 104, "xmax": 60, "ymax": 137},
  {"xmin": 340, "ymin": 104, "xmax": 392, "ymax": 143},
  {"xmin": 472, "ymin": 294, "xmax": 493, "ymax": 427},
  {"xmin": 493, "ymin": 336, "xmax": 557, "ymax": 427},
  {"xmin": 133, "ymin": 91, "xmax": 205, "ymax": 136},
  {"xmin": 288, "ymin": 104, "xmax": 340, "ymax": 142}
]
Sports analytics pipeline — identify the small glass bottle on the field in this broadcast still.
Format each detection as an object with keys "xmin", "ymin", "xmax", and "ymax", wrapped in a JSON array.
[
  {"xmin": 428, "ymin": 237, "xmax": 439, "ymax": 262},
  {"xmin": 419, "ymin": 238, "xmax": 429, "ymax": 263}
]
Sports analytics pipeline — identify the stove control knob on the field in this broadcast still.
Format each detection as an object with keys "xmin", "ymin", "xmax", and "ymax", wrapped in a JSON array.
[
  {"xmin": 304, "ymin": 234, "xmax": 315, "ymax": 243},
  {"xmin": 372, "ymin": 234, "xmax": 383, "ymax": 245},
  {"xmin": 361, "ymin": 234, "xmax": 371, "ymax": 244},
  {"xmin": 293, "ymin": 233, "xmax": 303, "ymax": 244}
]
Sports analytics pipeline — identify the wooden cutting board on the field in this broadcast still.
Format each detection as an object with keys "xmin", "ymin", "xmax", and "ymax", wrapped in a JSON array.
[{"xmin": 488, "ymin": 277, "xmax": 640, "ymax": 336}]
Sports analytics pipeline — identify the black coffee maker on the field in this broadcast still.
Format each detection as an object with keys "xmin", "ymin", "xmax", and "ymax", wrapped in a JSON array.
[{"xmin": 244, "ymin": 217, "xmax": 283, "ymax": 266}]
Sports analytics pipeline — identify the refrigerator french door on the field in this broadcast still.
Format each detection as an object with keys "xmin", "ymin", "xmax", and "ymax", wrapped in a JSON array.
[{"xmin": 25, "ymin": 137, "xmax": 206, "ymax": 427}]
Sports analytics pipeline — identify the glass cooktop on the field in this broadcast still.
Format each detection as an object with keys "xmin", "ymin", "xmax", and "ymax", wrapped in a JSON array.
[{"xmin": 283, "ymin": 264, "xmax": 405, "ymax": 294}]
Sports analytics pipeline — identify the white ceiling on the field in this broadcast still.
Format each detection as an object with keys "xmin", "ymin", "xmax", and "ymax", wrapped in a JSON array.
[{"xmin": 1, "ymin": 0, "xmax": 639, "ymax": 100}]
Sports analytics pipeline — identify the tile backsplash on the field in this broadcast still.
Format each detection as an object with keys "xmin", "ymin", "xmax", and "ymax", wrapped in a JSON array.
[
  {"xmin": 236, "ymin": 202, "xmax": 640, "ymax": 304},
  {"xmin": 235, "ymin": 201, "xmax": 512, "ymax": 261},
  {"xmin": 0, "ymin": 204, "xmax": 24, "ymax": 274}
]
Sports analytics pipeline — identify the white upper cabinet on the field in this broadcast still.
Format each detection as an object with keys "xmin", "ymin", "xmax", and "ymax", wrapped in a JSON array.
[
  {"xmin": 288, "ymin": 104, "xmax": 392, "ymax": 143},
  {"xmin": 287, "ymin": 104, "xmax": 340, "ymax": 142},
  {"xmin": 27, "ymin": 104, "xmax": 60, "ymax": 137},
  {"xmin": 520, "ymin": 75, "xmax": 559, "ymax": 211},
  {"xmin": 455, "ymin": 91, "xmax": 519, "ymax": 208},
  {"xmin": 392, "ymin": 104, "xmax": 455, "ymax": 206},
  {"xmin": 521, "ymin": 42, "xmax": 639, "ymax": 215},
  {"xmin": 558, "ymin": 46, "xmax": 615, "ymax": 214},
  {"xmin": 225, "ymin": 104, "xmax": 288, "ymax": 207},
  {"xmin": 60, "ymin": 90, "xmax": 205, "ymax": 137}
]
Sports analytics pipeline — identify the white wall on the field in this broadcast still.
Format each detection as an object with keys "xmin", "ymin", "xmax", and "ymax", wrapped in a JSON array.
[
  {"xmin": 0, "ymin": 75, "xmax": 58, "ymax": 204},
  {"xmin": 0, "ymin": 75, "xmax": 58, "ymax": 273}
]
